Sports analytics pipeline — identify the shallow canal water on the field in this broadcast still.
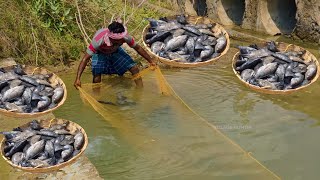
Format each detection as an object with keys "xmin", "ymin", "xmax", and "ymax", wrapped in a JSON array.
[{"xmin": 1, "ymin": 41, "xmax": 320, "ymax": 179}]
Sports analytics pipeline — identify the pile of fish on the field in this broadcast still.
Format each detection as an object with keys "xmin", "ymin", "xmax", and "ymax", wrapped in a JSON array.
[
  {"xmin": 1, "ymin": 120, "xmax": 85, "ymax": 168},
  {"xmin": 0, "ymin": 64, "xmax": 64, "ymax": 113},
  {"xmin": 234, "ymin": 41, "xmax": 318, "ymax": 90},
  {"xmin": 144, "ymin": 15, "xmax": 227, "ymax": 63}
]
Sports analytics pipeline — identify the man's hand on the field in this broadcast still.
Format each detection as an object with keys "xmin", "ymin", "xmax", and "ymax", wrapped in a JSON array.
[
  {"xmin": 149, "ymin": 61, "xmax": 156, "ymax": 67},
  {"xmin": 74, "ymin": 79, "xmax": 81, "ymax": 90}
]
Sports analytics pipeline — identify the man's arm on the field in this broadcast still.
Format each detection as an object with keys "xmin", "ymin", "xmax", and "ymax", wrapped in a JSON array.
[
  {"xmin": 74, "ymin": 52, "xmax": 92, "ymax": 89},
  {"xmin": 133, "ymin": 44, "xmax": 156, "ymax": 66}
]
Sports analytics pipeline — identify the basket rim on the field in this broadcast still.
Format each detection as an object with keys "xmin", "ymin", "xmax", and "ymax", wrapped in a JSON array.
[
  {"xmin": 0, "ymin": 118, "xmax": 88, "ymax": 173},
  {"xmin": 142, "ymin": 15, "xmax": 231, "ymax": 68},
  {"xmin": 231, "ymin": 42, "xmax": 320, "ymax": 94},
  {"xmin": 0, "ymin": 65, "xmax": 67, "ymax": 118}
]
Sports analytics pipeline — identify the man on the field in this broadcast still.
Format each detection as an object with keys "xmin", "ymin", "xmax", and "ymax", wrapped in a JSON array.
[{"xmin": 74, "ymin": 21, "xmax": 156, "ymax": 89}]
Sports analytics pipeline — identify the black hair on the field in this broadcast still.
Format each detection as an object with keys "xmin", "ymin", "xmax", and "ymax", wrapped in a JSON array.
[{"xmin": 108, "ymin": 21, "xmax": 125, "ymax": 33}]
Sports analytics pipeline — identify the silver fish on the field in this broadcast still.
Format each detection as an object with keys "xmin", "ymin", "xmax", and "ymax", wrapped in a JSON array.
[
  {"xmin": 291, "ymin": 73, "xmax": 304, "ymax": 87},
  {"xmin": 9, "ymin": 79, "xmax": 22, "ymax": 88},
  {"xmin": 61, "ymin": 145, "xmax": 74, "ymax": 160},
  {"xmin": 165, "ymin": 35, "xmax": 188, "ymax": 51},
  {"xmin": 37, "ymin": 96, "xmax": 51, "ymax": 111},
  {"xmin": 22, "ymin": 87, "xmax": 32, "ymax": 104},
  {"xmin": 215, "ymin": 36, "xmax": 227, "ymax": 53},
  {"xmin": 2, "ymin": 85, "xmax": 25, "ymax": 102},
  {"xmin": 200, "ymin": 46, "xmax": 214, "ymax": 60},
  {"xmin": 19, "ymin": 76, "xmax": 39, "ymax": 86},
  {"xmin": 25, "ymin": 140, "xmax": 45, "ymax": 160},
  {"xmin": 151, "ymin": 41, "xmax": 165, "ymax": 55},
  {"xmin": 45, "ymin": 140, "xmax": 55, "ymax": 157},
  {"xmin": 74, "ymin": 132, "xmax": 84, "ymax": 150},
  {"xmin": 185, "ymin": 37, "xmax": 195, "ymax": 54},
  {"xmin": 11, "ymin": 152, "xmax": 25, "ymax": 165},
  {"xmin": 305, "ymin": 63, "xmax": 317, "ymax": 80},
  {"xmin": 241, "ymin": 69, "xmax": 255, "ymax": 82},
  {"xmin": 255, "ymin": 62, "xmax": 278, "ymax": 79},
  {"xmin": 52, "ymin": 86, "xmax": 64, "ymax": 104}
]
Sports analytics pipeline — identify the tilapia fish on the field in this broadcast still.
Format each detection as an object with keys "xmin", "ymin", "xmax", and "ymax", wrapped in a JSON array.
[
  {"xmin": 235, "ymin": 42, "xmax": 317, "ymax": 90},
  {"xmin": 2, "ymin": 119, "xmax": 85, "ymax": 168},
  {"xmin": 0, "ymin": 64, "xmax": 65, "ymax": 113},
  {"xmin": 145, "ymin": 15, "xmax": 228, "ymax": 63}
]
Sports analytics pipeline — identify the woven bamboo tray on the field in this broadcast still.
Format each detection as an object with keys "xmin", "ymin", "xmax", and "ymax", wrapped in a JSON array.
[
  {"xmin": 0, "ymin": 118, "xmax": 88, "ymax": 173},
  {"xmin": 142, "ymin": 15, "xmax": 230, "ymax": 68},
  {"xmin": 0, "ymin": 65, "xmax": 67, "ymax": 117},
  {"xmin": 232, "ymin": 42, "xmax": 320, "ymax": 94}
]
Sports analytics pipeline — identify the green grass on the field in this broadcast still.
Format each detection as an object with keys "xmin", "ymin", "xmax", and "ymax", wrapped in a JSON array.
[{"xmin": 0, "ymin": 0, "xmax": 171, "ymax": 66}]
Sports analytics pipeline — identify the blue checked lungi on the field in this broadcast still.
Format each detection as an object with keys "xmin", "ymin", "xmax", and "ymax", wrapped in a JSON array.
[{"xmin": 91, "ymin": 47, "xmax": 136, "ymax": 76}]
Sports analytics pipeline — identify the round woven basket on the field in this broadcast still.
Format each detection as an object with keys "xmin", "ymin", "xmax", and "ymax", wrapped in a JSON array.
[
  {"xmin": 0, "ymin": 65, "xmax": 67, "ymax": 117},
  {"xmin": 142, "ymin": 15, "xmax": 230, "ymax": 68},
  {"xmin": 232, "ymin": 42, "xmax": 320, "ymax": 94},
  {"xmin": 0, "ymin": 118, "xmax": 88, "ymax": 173}
]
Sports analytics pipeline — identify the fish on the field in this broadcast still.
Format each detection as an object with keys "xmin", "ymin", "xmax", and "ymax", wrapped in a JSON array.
[
  {"xmin": 272, "ymin": 52, "xmax": 292, "ymax": 63},
  {"xmin": 74, "ymin": 132, "xmax": 84, "ymax": 150},
  {"xmin": 266, "ymin": 41, "xmax": 279, "ymax": 52},
  {"xmin": 60, "ymin": 135, "xmax": 75, "ymax": 146},
  {"xmin": 37, "ymin": 129, "xmax": 58, "ymax": 138},
  {"xmin": 25, "ymin": 139, "xmax": 45, "ymax": 160},
  {"xmin": 185, "ymin": 37, "xmax": 195, "ymax": 54},
  {"xmin": 29, "ymin": 135, "xmax": 42, "ymax": 145},
  {"xmin": 305, "ymin": 63, "xmax": 317, "ymax": 80},
  {"xmin": 0, "ymin": 81, "xmax": 8, "ymax": 91},
  {"xmin": 255, "ymin": 62, "xmax": 278, "ymax": 79},
  {"xmin": 199, "ymin": 28, "xmax": 215, "ymax": 36},
  {"xmin": 36, "ymin": 79, "xmax": 52, "ymax": 87},
  {"xmin": 0, "ymin": 72, "xmax": 18, "ymax": 81},
  {"xmin": 45, "ymin": 140, "xmax": 55, "ymax": 157},
  {"xmin": 37, "ymin": 96, "xmax": 51, "ymax": 111},
  {"xmin": 19, "ymin": 76, "xmax": 39, "ymax": 86},
  {"xmin": 176, "ymin": 14, "xmax": 188, "ymax": 25},
  {"xmin": 11, "ymin": 152, "xmax": 25, "ymax": 165},
  {"xmin": 145, "ymin": 31, "xmax": 171, "ymax": 45},
  {"xmin": 10, "ymin": 130, "xmax": 36, "ymax": 143},
  {"xmin": 2, "ymin": 85, "xmax": 25, "ymax": 102},
  {"xmin": 237, "ymin": 46, "xmax": 257, "ymax": 54},
  {"xmin": 235, "ymin": 60, "xmax": 247, "ymax": 67},
  {"xmin": 236, "ymin": 58, "xmax": 262, "ymax": 71},
  {"xmin": 13, "ymin": 64, "xmax": 26, "ymax": 75},
  {"xmin": 61, "ymin": 145, "xmax": 74, "ymax": 160},
  {"xmin": 29, "ymin": 120, "xmax": 42, "ymax": 130},
  {"xmin": 290, "ymin": 73, "xmax": 304, "ymax": 87},
  {"xmin": 240, "ymin": 69, "xmax": 255, "ymax": 82},
  {"xmin": 22, "ymin": 87, "xmax": 32, "ymax": 105},
  {"xmin": 262, "ymin": 56, "xmax": 275, "ymax": 65},
  {"xmin": 243, "ymin": 48, "xmax": 272, "ymax": 59},
  {"xmin": 215, "ymin": 36, "xmax": 227, "ymax": 53},
  {"xmin": 200, "ymin": 46, "xmax": 214, "ymax": 60},
  {"xmin": 156, "ymin": 21, "xmax": 182, "ymax": 32},
  {"xmin": 52, "ymin": 86, "xmax": 64, "ymax": 104},
  {"xmin": 5, "ymin": 140, "xmax": 28, "ymax": 157},
  {"xmin": 275, "ymin": 64, "xmax": 286, "ymax": 83},
  {"xmin": 150, "ymin": 41, "xmax": 165, "ymax": 55},
  {"xmin": 171, "ymin": 28, "xmax": 185, "ymax": 37},
  {"xmin": 9, "ymin": 79, "xmax": 22, "ymax": 88},
  {"xmin": 182, "ymin": 25, "xmax": 201, "ymax": 36},
  {"xmin": 164, "ymin": 35, "xmax": 188, "ymax": 51},
  {"xmin": 292, "ymin": 63, "xmax": 307, "ymax": 73}
]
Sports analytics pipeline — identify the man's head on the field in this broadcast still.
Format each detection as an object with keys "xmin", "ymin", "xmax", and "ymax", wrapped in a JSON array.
[
  {"xmin": 106, "ymin": 21, "xmax": 127, "ymax": 45},
  {"xmin": 108, "ymin": 21, "xmax": 125, "ymax": 33}
]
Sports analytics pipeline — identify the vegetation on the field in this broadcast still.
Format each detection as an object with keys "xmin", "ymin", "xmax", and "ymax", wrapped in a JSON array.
[{"xmin": 0, "ymin": 0, "xmax": 171, "ymax": 66}]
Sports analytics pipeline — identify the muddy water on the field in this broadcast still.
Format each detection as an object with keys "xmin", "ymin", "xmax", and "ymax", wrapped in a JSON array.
[{"xmin": 0, "ymin": 38, "xmax": 320, "ymax": 180}]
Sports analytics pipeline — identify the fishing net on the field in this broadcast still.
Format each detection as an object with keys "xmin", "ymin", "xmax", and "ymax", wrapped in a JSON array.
[{"xmin": 78, "ymin": 66, "xmax": 281, "ymax": 179}]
